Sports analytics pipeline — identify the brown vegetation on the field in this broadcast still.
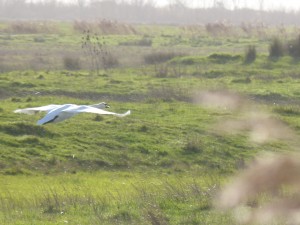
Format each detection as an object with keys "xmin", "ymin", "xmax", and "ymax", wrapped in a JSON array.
[
  {"xmin": 217, "ymin": 153, "xmax": 300, "ymax": 224},
  {"xmin": 73, "ymin": 20, "xmax": 137, "ymax": 35}
]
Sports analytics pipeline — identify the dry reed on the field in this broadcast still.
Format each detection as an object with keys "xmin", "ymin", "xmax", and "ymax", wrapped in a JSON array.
[{"xmin": 197, "ymin": 90, "xmax": 300, "ymax": 224}]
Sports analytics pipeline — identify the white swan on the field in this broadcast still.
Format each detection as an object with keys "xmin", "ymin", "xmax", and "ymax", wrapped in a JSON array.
[{"xmin": 14, "ymin": 102, "xmax": 131, "ymax": 125}]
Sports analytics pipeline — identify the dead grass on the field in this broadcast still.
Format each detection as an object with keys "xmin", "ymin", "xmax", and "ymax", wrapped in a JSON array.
[
  {"xmin": 4, "ymin": 21, "xmax": 57, "ymax": 34},
  {"xmin": 73, "ymin": 19, "xmax": 137, "ymax": 35},
  {"xmin": 217, "ymin": 153, "xmax": 300, "ymax": 224}
]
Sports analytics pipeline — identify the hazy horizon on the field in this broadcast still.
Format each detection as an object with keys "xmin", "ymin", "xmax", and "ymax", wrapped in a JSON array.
[
  {"xmin": 3, "ymin": 0, "xmax": 300, "ymax": 24},
  {"xmin": 26, "ymin": 0, "xmax": 300, "ymax": 11}
]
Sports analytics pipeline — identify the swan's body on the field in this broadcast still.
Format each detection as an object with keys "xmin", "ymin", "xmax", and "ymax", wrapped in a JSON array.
[{"xmin": 14, "ymin": 102, "xmax": 130, "ymax": 125}]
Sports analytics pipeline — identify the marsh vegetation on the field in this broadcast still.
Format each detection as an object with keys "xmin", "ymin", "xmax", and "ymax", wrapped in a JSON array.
[{"xmin": 0, "ymin": 19, "xmax": 300, "ymax": 224}]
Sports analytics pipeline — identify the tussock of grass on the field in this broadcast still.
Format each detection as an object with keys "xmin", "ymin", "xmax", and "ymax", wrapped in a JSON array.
[{"xmin": 0, "ymin": 122, "xmax": 55, "ymax": 137}]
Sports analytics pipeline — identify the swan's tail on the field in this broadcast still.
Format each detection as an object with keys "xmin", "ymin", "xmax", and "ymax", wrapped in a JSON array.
[{"xmin": 115, "ymin": 110, "xmax": 131, "ymax": 117}]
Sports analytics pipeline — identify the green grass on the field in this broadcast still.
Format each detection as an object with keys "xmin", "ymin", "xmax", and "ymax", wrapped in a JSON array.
[
  {"xmin": 0, "ymin": 172, "xmax": 232, "ymax": 225},
  {"xmin": 0, "ymin": 21, "xmax": 300, "ymax": 224}
]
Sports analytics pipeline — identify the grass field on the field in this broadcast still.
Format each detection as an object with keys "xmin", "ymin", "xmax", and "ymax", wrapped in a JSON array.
[{"xmin": 0, "ymin": 21, "xmax": 300, "ymax": 224}]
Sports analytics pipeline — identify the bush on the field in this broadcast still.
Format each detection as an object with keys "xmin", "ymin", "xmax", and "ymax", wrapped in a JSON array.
[
  {"xmin": 269, "ymin": 38, "xmax": 284, "ymax": 59},
  {"xmin": 144, "ymin": 52, "xmax": 184, "ymax": 64},
  {"xmin": 244, "ymin": 45, "xmax": 256, "ymax": 64},
  {"xmin": 63, "ymin": 56, "xmax": 81, "ymax": 70},
  {"xmin": 81, "ymin": 31, "xmax": 119, "ymax": 73},
  {"xmin": 288, "ymin": 35, "xmax": 300, "ymax": 59}
]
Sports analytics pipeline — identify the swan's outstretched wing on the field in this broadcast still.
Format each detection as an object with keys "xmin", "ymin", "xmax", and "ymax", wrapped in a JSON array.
[
  {"xmin": 36, "ymin": 104, "xmax": 76, "ymax": 125},
  {"xmin": 63, "ymin": 105, "xmax": 131, "ymax": 118},
  {"xmin": 14, "ymin": 104, "xmax": 61, "ymax": 115}
]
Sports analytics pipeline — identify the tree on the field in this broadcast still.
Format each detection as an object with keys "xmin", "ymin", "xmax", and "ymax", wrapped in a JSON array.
[
  {"xmin": 231, "ymin": 0, "xmax": 239, "ymax": 9},
  {"xmin": 258, "ymin": 0, "xmax": 264, "ymax": 11},
  {"xmin": 76, "ymin": 0, "xmax": 86, "ymax": 8}
]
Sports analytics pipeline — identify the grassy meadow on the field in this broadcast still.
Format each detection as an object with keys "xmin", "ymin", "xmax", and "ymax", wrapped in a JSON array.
[{"xmin": 0, "ymin": 21, "xmax": 300, "ymax": 224}]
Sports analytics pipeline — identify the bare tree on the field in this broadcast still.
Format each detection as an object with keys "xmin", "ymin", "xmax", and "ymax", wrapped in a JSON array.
[
  {"xmin": 258, "ymin": 0, "xmax": 264, "ymax": 11},
  {"xmin": 167, "ymin": 0, "xmax": 187, "ymax": 7},
  {"xmin": 76, "ymin": 0, "xmax": 86, "ymax": 8},
  {"xmin": 231, "ymin": 0, "xmax": 239, "ymax": 9}
]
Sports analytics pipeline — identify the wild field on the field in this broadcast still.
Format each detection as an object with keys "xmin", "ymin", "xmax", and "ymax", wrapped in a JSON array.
[{"xmin": 0, "ymin": 21, "xmax": 300, "ymax": 224}]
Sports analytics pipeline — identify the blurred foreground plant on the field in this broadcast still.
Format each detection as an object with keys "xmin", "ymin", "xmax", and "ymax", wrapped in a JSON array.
[
  {"xmin": 216, "ymin": 153, "xmax": 300, "ymax": 224},
  {"xmin": 194, "ymin": 90, "xmax": 300, "ymax": 224}
]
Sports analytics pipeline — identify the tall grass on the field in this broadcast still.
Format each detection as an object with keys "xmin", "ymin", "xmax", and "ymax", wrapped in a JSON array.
[{"xmin": 0, "ymin": 173, "xmax": 228, "ymax": 225}]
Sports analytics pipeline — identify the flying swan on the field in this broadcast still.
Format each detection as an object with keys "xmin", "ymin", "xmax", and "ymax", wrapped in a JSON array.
[{"xmin": 14, "ymin": 102, "xmax": 131, "ymax": 125}]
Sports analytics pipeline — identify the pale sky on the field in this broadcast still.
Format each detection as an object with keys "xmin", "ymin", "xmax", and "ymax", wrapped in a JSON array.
[{"xmin": 30, "ymin": 0, "xmax": 300, "ymax": 11}]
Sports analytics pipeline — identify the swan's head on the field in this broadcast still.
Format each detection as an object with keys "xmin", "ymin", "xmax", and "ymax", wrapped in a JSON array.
[
  {"xmin": 91, "ymin": 102, "xmax": 110, "ymax": 109},
  {"xmin": 103, "ymin": 102, "xmax": 110, "ymax": 108}
]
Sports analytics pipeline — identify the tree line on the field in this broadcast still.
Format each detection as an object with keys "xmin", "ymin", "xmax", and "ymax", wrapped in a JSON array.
[{"xmin": 0, "ymin": 0, "xmax": 300, "ymax": 25}]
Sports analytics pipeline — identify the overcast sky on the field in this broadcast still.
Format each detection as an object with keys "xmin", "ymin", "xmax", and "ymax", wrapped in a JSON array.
[{"xmin": 29, "ymin": 0, "xmax": 300, "ymax": 11}]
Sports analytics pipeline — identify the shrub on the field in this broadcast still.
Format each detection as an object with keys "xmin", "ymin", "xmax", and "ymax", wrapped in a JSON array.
[
  {"xmin": 269, "ymin": 38, "xmax": 284, "ymax": 59},
  {"xmin": 288, "ymin": 35, "xmax": 300, "ymax": 59},
  {"xmin": 144, "ymin": 52, "xmax": 184, "ymax": 64},
  {"xmin": 244, "ymin": 45, "xmax": 256, "ymax": 64},
  {"xmin": 63, "ymin": 56, "xmax": 81, "ymax": 70},
  {"xmin": 81, "ymin": 31, "xmax": 119, "ymax": 73}
]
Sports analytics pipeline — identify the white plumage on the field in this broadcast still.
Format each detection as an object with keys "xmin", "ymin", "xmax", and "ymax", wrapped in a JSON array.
[{"xmin": 14, "ymin": 102, "xmax": 131, "ymax": 125}]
